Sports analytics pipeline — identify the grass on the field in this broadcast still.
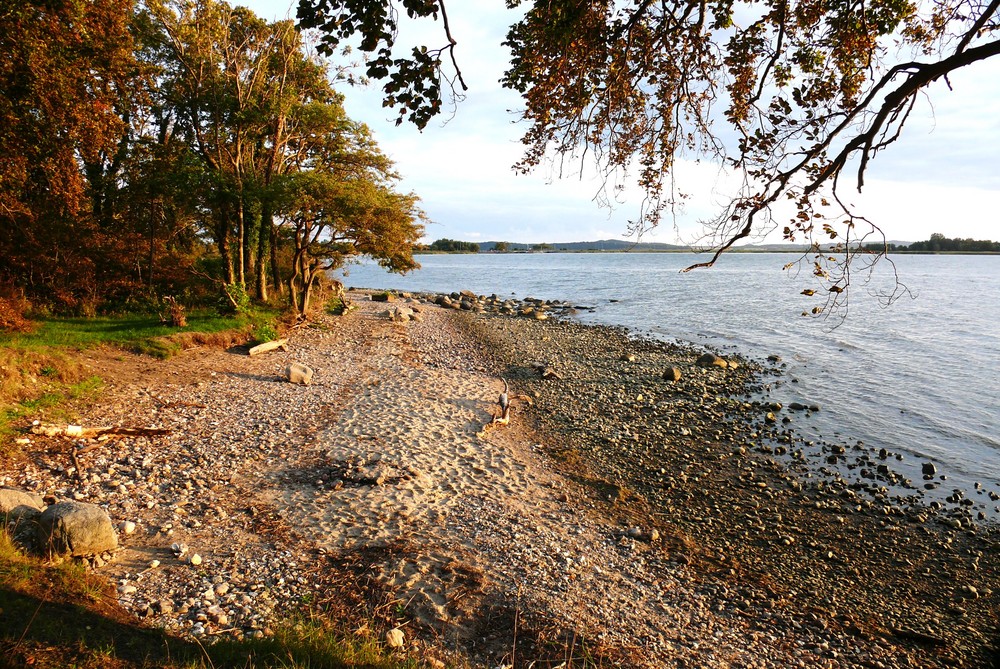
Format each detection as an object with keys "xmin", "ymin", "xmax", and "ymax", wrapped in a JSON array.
[
  {"xmin": 0, "ymin": 310, "xmax": 253, "ymax": 353},
  {"xmin": 0, "ymin": 307, "xmax": 280, "ymax": 455}
]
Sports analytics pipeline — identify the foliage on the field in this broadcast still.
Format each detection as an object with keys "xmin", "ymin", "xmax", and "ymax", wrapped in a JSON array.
[
  {"xmin": 295, "ymin": 0, "xmax": 1000, "ymax": 312},
  {"xmin": 904, "ymin": 232, "xmax": 1000, "ymax": 253},
  {"xmin": 0, "ymin": 0, "xmax": 424, "ymax": 319},
  {"xmin": 428, "ymin": 238, "xmax": 481, "ymax": 253}
]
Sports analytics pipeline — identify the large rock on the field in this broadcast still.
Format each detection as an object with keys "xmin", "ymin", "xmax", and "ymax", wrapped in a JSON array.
[
  {"xmin": 36, "ymin": 501, "xmax": 117, "ymax": 557},
  {"xmin": 0, "ymin": 487, "xmax": 44, "ymax": 526},
  {"xmin": 662, "ymin": 367, "xmax": 682, "ymax": 382},
  {"xmin": 696, "ymin": 353, "xmax": 729, "ymax": 369},
  {"xmin": 286, "ymin": 362, "xmax": 314, "ymax": 385}
]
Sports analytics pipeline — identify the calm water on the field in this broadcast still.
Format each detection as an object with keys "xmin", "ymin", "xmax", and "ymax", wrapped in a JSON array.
[{"xmin": 336, "ymin": 252, "xmax": 1000, "ymax": 509}]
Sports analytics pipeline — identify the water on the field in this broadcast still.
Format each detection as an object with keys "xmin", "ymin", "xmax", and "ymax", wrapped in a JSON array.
[{"xmin": 335, "ymin": 252, "xmax": 1000, "ymax": 509}]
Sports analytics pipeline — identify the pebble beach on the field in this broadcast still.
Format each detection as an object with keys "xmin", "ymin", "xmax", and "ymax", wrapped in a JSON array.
[{"xmin": 2, "ymin": 290, "xmax": 997, "ymax": 668}]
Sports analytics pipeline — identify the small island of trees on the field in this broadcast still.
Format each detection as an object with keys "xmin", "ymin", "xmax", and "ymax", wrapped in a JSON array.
[{"xmin": 867, "ymin": 233, "xmax": 1000, "ymax": 254}]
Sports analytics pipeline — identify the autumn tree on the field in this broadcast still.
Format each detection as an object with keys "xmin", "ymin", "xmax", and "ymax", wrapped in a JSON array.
[
  {"xmin": 274, "ymin": 106, "xmax": 424, "ymax": 316},
  {"xmin": 297, "ymin": 0, "xmax": 1000, "ymax": 311},
  {"xmin": 0, "ymin": 0, "xmax": 140, "ymax": 310}
]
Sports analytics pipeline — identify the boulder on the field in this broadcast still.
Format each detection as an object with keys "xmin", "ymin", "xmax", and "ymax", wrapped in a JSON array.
[
  {"xmin": 36, "ymin": 501, "xmax": 117, "ymax": 557},
  {"xmin": 0, "ymin": 487, "xmax": 44, "ymax": 526},
  {"xmin": 696, "ymin": 353, "xmax": 728, "ymax": 369},
  {"xmin": 370, "ymin": 292, "xmax": 395, "ymax": 302},
  {"xmin": 662, "ymin": 367, "xmax": 682, "ymax": 382},
  {"xmin": 388, "ymin": 307, "xmax": 414, "ymax": 322},
  {"xmin": 286, "ymin": 362, "xmax": 314, "ymax": 385}
]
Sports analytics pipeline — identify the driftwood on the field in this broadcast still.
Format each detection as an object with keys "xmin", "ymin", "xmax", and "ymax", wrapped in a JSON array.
[
  {"xmin": 248, "ymin": 338, "xmax": 289, "ymax": 356},
  {"xmin": 32, "ymin": 423, "xmax": 171, "ymax": 439},
  {"xmin": 480, "ymin": 378, "xmax": 533, "ymax": 434}
]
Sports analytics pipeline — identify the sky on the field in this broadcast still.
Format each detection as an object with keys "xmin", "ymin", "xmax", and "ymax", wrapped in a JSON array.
[{"xmin": 238, "ymin": 0, "xmax": 999, "ymax": 246}]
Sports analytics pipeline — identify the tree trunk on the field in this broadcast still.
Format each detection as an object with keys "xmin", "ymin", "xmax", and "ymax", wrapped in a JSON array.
[
  {"xmin": 269, "ymin": 221, "xmax": 282, "ymax": 295},
  {"xmin": 256, "ymin": 205, "xmax": 271, "ymax": 301}
]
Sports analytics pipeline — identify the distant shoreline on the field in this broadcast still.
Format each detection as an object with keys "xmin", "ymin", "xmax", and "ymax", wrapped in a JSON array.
[{"xmin": 415, "ymin": 248, "xmax": 1000, "ymax": 255}]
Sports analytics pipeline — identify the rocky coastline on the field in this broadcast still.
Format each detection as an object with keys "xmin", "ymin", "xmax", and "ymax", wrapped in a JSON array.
[{"xmin": 1, "ymin": 289, "xmax": 997, "ymax": 668}]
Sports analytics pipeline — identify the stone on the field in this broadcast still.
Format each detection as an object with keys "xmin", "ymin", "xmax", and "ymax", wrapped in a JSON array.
[
  {"xmin": 662, "ymin": 367, "xmax": 682, "ymax": 382},
  {"xmin": 207, "ymin": 604, "xmax": 229, "ymax": 625},
  {"xmin": 922, "ymin": 462, "xmax": 936, "ymax": 476},
  {"xmin": 0, "ymin": 487, "xmax": 44, "ymax": 526},
  {"xmin": 286, "ymin": 363, "xmax": 314, "ymax": 385},
  {"xmin": 370, "ymin": 292, "xmax": 395, "ymax": 302},
  {"xmin": 189, "ymin": 553, "xmax": 203, "ymax": 566},
  {"xmin": 696, "ymin": 353, "xmax": 728, "ymax": 369},
  {"xmin": 386, "ymin": 627, "xmax": 405, "ymax": 648},
  {"xmin": 36, "ymin": 501, "xmax": 117, "ymax": 557},
  {"xmin": 122, "ymin": 520, "xmax": 137, "ymax": 535}
]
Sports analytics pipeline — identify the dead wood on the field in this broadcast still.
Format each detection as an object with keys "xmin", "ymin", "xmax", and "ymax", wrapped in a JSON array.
[
  {"xmin": 32, "ymin": 423, "xmax": 171, "ymax": 439},
  {"xmin": 480, "ymin": 378, "xmax": 534, "ymax": 434},
  {"xmin": 248, "ymin": 339, "xmax": 289, "ymax": 356}
]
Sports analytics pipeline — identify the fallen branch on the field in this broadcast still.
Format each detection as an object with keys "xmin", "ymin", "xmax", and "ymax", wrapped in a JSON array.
[
  {"xmin": 479, "ymin": 378, "xmax": 533, "ymax": 434},
  {"xmin": 248, "ymin": 339, "xmax": 289, "ymax": 356},
  {"xmin": 32, "ymin": 423, "xmax": 171, "ymax": 439}
]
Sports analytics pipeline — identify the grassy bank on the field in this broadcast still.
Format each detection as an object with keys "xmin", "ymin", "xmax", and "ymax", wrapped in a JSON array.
[{"xmin": 0, "ymin": 308, "xmax": 282, "ymax": 452}]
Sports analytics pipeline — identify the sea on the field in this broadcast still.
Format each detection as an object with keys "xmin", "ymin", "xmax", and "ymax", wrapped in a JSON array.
[{"xmin": 334, "ymin": 252, "xmax": 1000, "ymax": 516}]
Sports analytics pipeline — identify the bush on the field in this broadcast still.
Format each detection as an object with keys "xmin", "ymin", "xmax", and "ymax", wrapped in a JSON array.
[{"xmin": 0, "ymin": 296, "xmax": 33, "ymax": 333}]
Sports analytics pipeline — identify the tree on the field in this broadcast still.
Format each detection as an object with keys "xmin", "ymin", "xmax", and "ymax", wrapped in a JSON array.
[
  {"xmin": 0, "ymin": 0, "xmax": 140, "ymax": 310},
  {"xmin": 296, "ymin": 0, "xmax": 1000, "ymax": 312}
]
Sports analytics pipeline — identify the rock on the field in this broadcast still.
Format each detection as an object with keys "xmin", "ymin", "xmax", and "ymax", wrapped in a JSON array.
[
  {"xmin": 922, "ymin": 462, "xmax": 936, "ymax": 476},
  {"xmin": 189, "ymin": 553, "xmax": 203, "ymax": 566},
  {"xmin": 696, "ymin": 353, "xmax": 728, "ymax": 369},
  {"xmin": 386, "ymin": 627, "xmax": 405, "ymax": 648},
  {"xmin": 370, "ymin": 292, "xmax": 395, "ymax": 302},
  {"xmin": 207, "ymin": 604, "xmax": 229, "ymax": 625},
  {"xmin": 388, "ymin": 306, "xmax": 414, "ymax": 322},
  {"xmin": 153, "ymin": 598, "xmax": 174, "ymax": 615},
  {"xmin": 788, "ymin": 402, "xmax": 807, "ymax": 411},
  {"xmin": 36, "ymin": 501, "xmax": 117, "ymax": 557},
  {"xmin": 286, "ymin": 362, "xmax": 314, "ymax": 385},
  {"xmin": 0, "ymin": 487, "xmax": 44, "ymax": 526},
  {"xmin": 122, "ymin": 520, "xmax": 137, "ymax": 535},
  {"xmin": 662, "ymin": 367, "xmax": 682, "ymax": 382}
]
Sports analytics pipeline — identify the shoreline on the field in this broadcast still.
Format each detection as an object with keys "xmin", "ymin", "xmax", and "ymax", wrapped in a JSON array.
[{"xmin": 2, "ymin": 291, "xmax": 997, "ymax": 667}]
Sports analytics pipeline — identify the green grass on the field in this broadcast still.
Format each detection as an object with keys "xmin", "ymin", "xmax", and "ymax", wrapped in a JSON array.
[{"xmin": 0, "ymin": 310, "xmax": 250, "ymax": 352}]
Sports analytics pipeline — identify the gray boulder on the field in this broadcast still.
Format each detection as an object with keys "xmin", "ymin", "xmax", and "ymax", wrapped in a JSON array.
[
  {"xmin": 0, "ymin": 487, "xmax": 44, "ymax": 526},
  {"xmin": 36, "ymin": 501, "xmax": 117, "ymax": 557},
  {"xmin": 286, "ymin": 362, "xmax": 314, "ymax": 385}
]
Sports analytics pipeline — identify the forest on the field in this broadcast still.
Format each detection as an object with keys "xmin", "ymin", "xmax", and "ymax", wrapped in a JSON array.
[{"xmin": 0, "ymin": 0, "xmax": 424, "ymax": 326}]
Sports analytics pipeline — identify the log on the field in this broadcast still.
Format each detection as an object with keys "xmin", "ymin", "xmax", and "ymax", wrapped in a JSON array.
[
  {"xmin": 248, "ymin": 338, "xmax": 289, "ymax": 356},
  {"xmin": 32, "ymin": 423, "xmax": 171, "ymax": 439}
]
